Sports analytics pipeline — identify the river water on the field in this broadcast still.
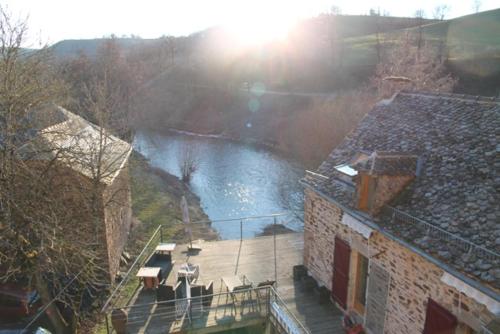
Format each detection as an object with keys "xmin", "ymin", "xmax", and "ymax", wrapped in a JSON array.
[{"xmin": 134, "ymin": 131, "xmax": 305, "ymax": 239}]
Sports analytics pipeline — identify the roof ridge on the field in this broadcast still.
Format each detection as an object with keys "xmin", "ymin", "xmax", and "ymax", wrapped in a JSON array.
[{"xmin": 399, "ymin": 90, "xmax": 500, "ymax": 104}]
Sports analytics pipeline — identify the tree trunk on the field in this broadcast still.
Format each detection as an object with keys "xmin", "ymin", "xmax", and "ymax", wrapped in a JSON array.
[{"xmin": 34, "ymin": 272, "xmax": 69, "ymax": 334}]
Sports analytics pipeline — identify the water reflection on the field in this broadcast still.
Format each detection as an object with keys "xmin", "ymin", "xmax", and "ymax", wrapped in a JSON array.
[{"xmin": 134, "ymin": 131, "xmax": 305, "ymax": 239}]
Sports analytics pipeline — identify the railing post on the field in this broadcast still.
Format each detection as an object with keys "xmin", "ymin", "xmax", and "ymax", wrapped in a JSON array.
[
  {"xmin": 273, "ymin": 216, "xmax": 278, "ymax": 287},
  {"xmin": 160, "ymin": 226, "xmax": 163, "ymax": 243},
  {"xmin": 240, "ymin": 219, "xmax": 243, "ymax": 241},
  {"xmin": 267, "ymin": 287, "xmax": 271, "ymax": 317}
]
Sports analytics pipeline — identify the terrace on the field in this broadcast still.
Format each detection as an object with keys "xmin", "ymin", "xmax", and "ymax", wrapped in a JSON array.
[{"xmin": 102, "ymin": 215, "xmax": 344, "ymax": 334}]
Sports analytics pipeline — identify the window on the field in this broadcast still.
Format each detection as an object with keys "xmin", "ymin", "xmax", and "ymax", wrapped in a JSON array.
[
  {"xmin": 334, "ymin": 164, "xmax": 358, "ymax": 177},
  {"xmin": 353, "ymin": 253, "xmax": 369, "ymax": 314},
  {"xmin": 423, "ymin": 298, "xmax": 457, "ymax": 334}
]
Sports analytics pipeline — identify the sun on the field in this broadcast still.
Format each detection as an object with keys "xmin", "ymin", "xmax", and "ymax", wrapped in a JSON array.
[{"xmin": 226, "ymin": 12, "xmax": 295, "ymax": 47}]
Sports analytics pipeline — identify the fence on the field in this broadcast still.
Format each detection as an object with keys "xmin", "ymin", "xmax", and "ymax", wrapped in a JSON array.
[
  {"xmin": 115, "ymin": 286, "xmax": 269, "ymax": 332},
  {"xmin": 269, "ymin": 286, "xmax": 311, "ymax": 334},
  {"xmin": 385, "ymin": 206, "xmax": 499, "ymax": 262},
  {"xmin": 101, "ymin": 225, "xmax": 165, "ymax": 313},
  {"xmin": 105, "ymin": 285, "xmax": 309, "ymax": 334}
]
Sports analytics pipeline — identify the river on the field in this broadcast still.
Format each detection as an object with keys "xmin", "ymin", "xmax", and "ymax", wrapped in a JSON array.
[{"xmin": 134, "ymin": 131, "xmax": 305, "ymax": 239}]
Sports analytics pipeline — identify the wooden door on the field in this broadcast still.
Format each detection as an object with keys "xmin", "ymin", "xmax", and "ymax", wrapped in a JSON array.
[
  {"xmin": 332, "ymin": 236, "xmax": 351, "ymax": 309},
  {"xmin": 423, "ymin": 298, "xmax": 457, "ymax": 334}
]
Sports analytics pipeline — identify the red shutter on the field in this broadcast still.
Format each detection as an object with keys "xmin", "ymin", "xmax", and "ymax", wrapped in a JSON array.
[
  {"xmin": 423, "ymin": 298, "xmax": 457, "ymax": 334},
  {"xmin": 332, "ymin": 237, "xmax": 351, "ymax": 309}
]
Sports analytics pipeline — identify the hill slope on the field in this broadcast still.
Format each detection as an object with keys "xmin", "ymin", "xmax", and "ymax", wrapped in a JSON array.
[
  {"xmin": 50, "ymin": 37, "xmax": 159, "ymax": 58},
  {"xmin": 342, "ymin": 8, "xmax": 500, "ymax": 92}
]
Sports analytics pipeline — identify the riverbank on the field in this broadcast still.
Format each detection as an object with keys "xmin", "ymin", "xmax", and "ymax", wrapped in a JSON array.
[
  {"xmin": 163, "ymin": 127, "xmax": 293, "ymax": 163},
  {"xmin": 127, "ymin": 151, "xmax": 218, "ymax": 253}
]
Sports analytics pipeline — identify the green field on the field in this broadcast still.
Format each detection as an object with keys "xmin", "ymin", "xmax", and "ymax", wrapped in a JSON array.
[{"xmin": 343, "ymin": 8, "xmax": 500, "ymax": 75}]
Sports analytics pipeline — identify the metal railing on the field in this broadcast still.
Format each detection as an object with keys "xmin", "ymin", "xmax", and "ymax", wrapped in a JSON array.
[
  {"xmin": 105, "ymin": 285, "xmax": 310, "ymax": 334},
  {"xmin": 110, "ymin": 286, "xmax": 270, "ymax": 332},
  {"xmin": 102, "ymin": 213, "xmax": 299, "ymax": 313},
  {"xmin": 269, "ymin": 286, "xmax": 311, "ymax": 334},
  {"xmin": 384, "ymin": 206, "xmax": 499, "ymax": 262},
  {"xmin": 101, "ymin": 225, "xmax": 164, "ymax": 313}
]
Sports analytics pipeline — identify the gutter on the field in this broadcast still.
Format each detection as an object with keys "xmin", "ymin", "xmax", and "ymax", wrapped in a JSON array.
[
  {"xmin": 109, "ymin": 145, "xmax": 134, "ymax": 184},
  {"xmin": 299, "ymin": 179, "xmax": 500, "ymax": 303}
]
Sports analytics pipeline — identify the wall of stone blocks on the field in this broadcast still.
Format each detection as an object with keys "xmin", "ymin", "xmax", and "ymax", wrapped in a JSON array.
[
  {"xmin": 303, "ymin": 188, "xmax": 496, "ymax": 333},
  {"xmin": 103, "ymin": 163, "xmax": 132, "ymax": 282}
]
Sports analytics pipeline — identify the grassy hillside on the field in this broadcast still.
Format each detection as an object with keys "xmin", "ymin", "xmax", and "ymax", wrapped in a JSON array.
[
  {"xmin": 345, "ymin": 9, "xmax": 500, "ymax": 63},
  {"xmin": 50, "ymin": 37, "xmax": 159, "ymax": 58},
  {"xmin": 342, "ymin": 8, "xmax": 500, "ymax": 93}
]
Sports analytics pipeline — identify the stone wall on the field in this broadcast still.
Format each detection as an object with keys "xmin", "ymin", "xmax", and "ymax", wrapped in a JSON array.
[
  {"xmin": 103, "ymin": 163, "xmax": 132, "ymax": 282},
  {"xmin": 355, "ymin": 173, "xmax": 414, "ymax": 215},
  {"xmin": 370, "ymin": 174, "xmax": 414, "ymax": 215},
  {"xmin": 304, "ymin": 188, "xmax": 496, "ymax": 333}
]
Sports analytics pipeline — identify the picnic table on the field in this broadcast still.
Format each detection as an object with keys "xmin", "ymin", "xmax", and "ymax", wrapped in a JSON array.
[
  {"xmin": 137, "ymin": 267, "xmax": 161, "ymax": 289},
  {"xmin": 155, "ymin": 243, "xmax": 176, "ymax": 255}
]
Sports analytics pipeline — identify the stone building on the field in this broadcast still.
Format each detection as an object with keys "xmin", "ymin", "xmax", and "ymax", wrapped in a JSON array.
[
  {"xmin": 21, "ymin": 106, "xmax": 133, "ymax": 282},
  {"xmin": 301, "ymin": 91, "xmax": 499, "ymax": 333}
]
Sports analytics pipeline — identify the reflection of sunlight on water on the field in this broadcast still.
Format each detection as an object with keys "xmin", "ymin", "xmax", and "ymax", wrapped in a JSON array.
[{"xmin": 134, "ymin": 131, "xmax": 305, "ymax": 239}]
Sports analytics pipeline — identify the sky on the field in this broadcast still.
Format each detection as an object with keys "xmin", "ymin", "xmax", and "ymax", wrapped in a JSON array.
[{"xmin": 3, "ymin": 0, "xmax": 499, "ymax": 46}]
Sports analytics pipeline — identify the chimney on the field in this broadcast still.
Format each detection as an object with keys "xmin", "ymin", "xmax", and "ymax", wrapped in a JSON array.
[{"xmin": 353, "ymin": 152, "xmax": 418, "ymax": 215}]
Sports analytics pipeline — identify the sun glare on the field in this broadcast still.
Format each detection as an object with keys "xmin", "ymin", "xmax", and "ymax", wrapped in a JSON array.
[{"xmin": 226, "ymin": 14, "xmax": 295, "ymax": 47}]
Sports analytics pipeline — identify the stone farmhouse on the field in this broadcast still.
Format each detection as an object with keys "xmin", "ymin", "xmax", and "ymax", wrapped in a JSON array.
[
  {"xmin": 20, "ymin": 106, "xmax": 133, "ymax": 282},
  {"xmin": 301, "ymin": 91, "xmax": 499, "ymax": 333}
]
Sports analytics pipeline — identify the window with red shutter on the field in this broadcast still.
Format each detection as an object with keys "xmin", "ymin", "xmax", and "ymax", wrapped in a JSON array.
[
  {"xmin": 332, "ymin": 236, "xmax": 351, "ymax": 309},
  {"xmin": 423, "ymin": 298, "xmax": 457, "ymax": 334}
]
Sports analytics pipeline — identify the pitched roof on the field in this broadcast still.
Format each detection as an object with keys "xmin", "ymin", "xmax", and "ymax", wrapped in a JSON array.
[
  {"xmin": 303, "ymin": 91, "xmax": 500, "ymax": 290},
  {"xmin": 19, "ymin": 106, "xmax": 132, "ymax": 185},
  {"xmin": 352, "ymin": 151, "xmax": 418, "ymax": 176}
]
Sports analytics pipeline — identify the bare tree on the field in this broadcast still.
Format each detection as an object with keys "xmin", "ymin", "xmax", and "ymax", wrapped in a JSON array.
[
  {"xmin": 374, "ymin": 9, "xmax": 383, "ymax": 62},
  {"xmin": 414, "ymin": 9, "xmax": 426, "ymax": 51},
  {"xmin": 330, "ymin": 6, "xmax": 341, "ymax": 15},
  {"xmin": 433, "ymin": 5, "xmax": 450, "ymax": 20},
  {"xmin": 0, "ymin": 6, "xmax": 109, "ymax": 333},
  {"xmin": 178, "ymin": 144, "xmax": 198, "ymax": 183},
  {"xmin": 0, "ymin": 8, "xmax": 133, "ymax": 333},
  {"xmin": 372, "ymin": 33, "xmax": 457, "ymax": 98},
  {"xmin": 414, "ymin": 9, "xmax": 426, "ymax": 19},
  {"xmin": 472, "ymin": 0, "xmax": 482, "ymax": 13},
  {"xmin": 61, "ymin": 37, "xmax": 141, "ymax": 140}
]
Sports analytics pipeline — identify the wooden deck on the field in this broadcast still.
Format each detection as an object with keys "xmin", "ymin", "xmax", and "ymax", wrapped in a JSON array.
[{"xmin": 125, "ymin": 233, "xmax": 343, "ymax": 334}]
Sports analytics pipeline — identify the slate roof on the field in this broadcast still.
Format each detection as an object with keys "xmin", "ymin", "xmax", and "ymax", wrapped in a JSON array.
[
  {"xmin": 303, "ymin": 91, "xmax": 500, "ymax": 290},
  {"xmin": 19, "ymin": 106, "xmax": 132, "ymax": 185},
  {"xmin": 353, "ymin": 151, "xmax": 418, "ymax": 176}
]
